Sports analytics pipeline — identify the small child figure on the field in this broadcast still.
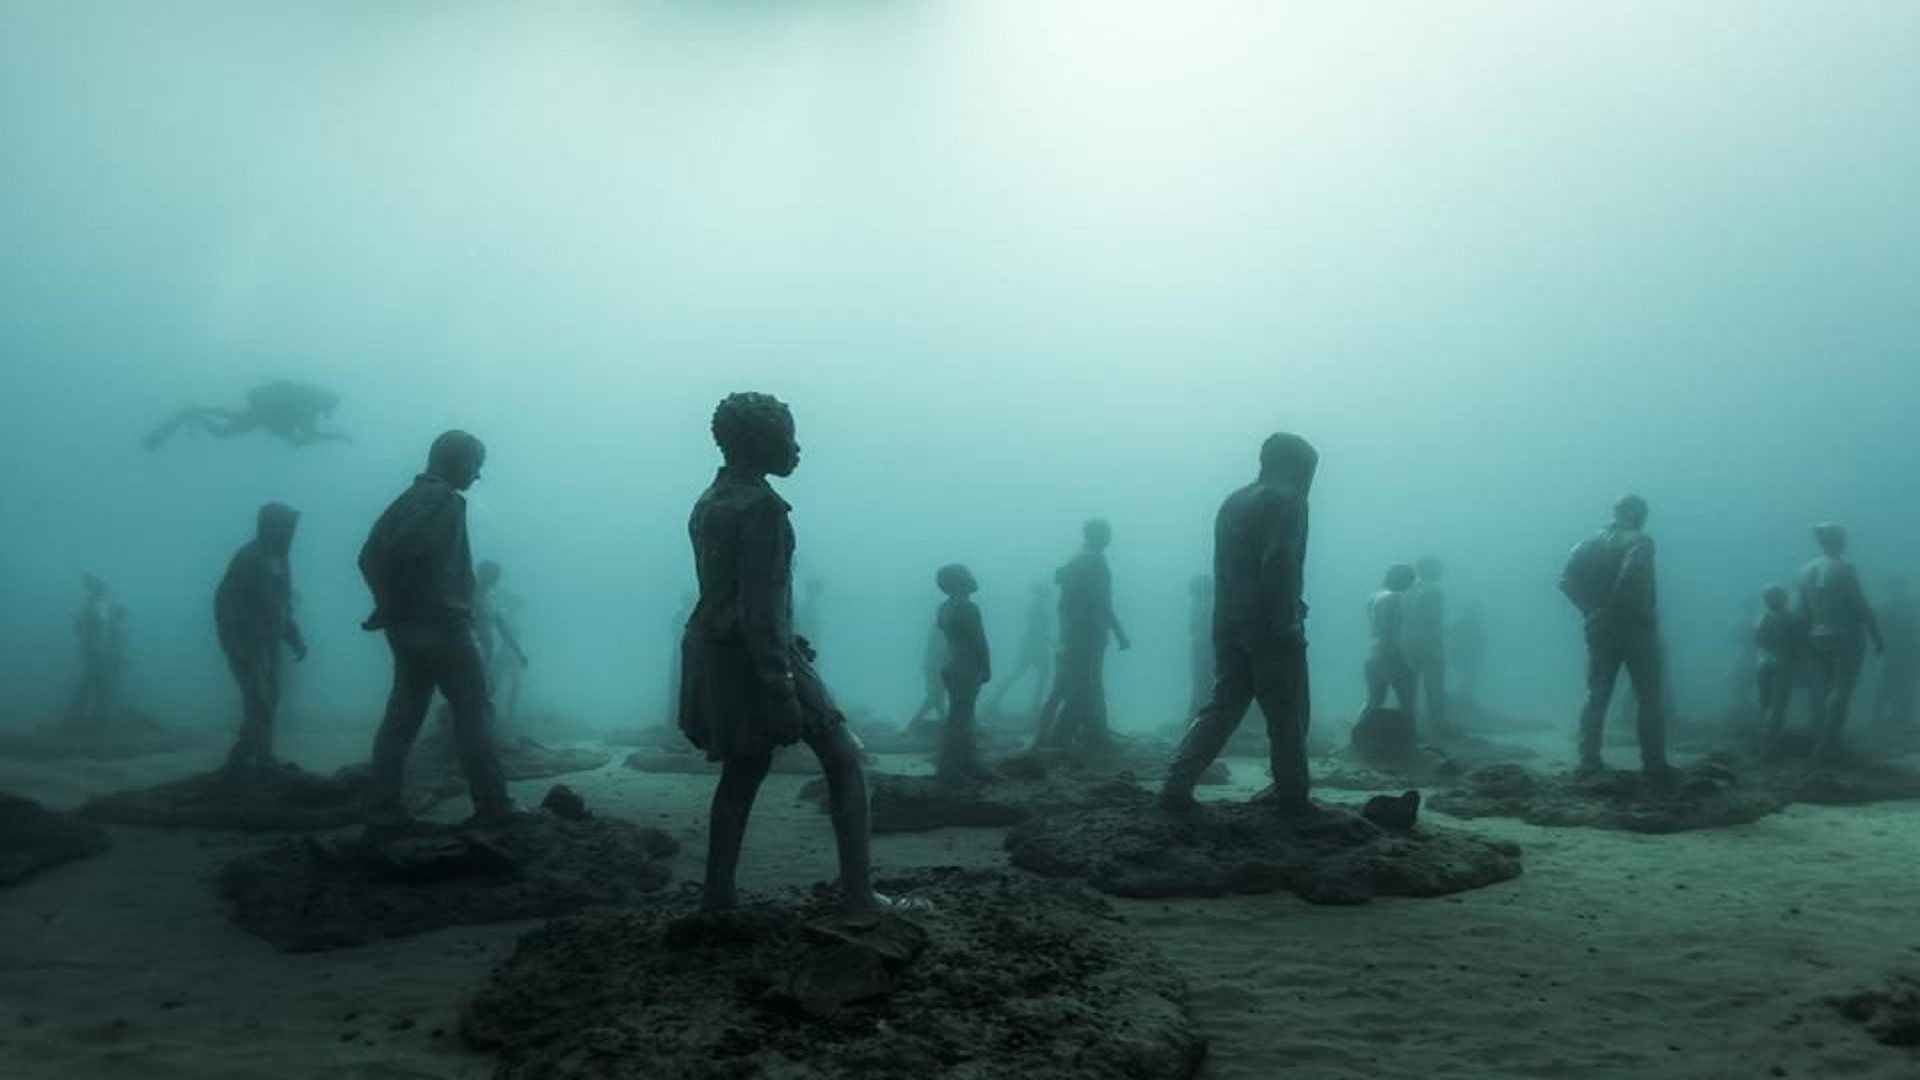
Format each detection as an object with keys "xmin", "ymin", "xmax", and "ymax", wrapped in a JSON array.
[
  {"xmin": 935, "ymin": 564, "xmax": 996, "ymax": 784},
  {"xmin": 1364, "ymin": 564, "xmax": 1418, "ymax": 716},
  {"xmin": 1754, "ymin": 583, "xmax": 1803, "ymax": 759}
]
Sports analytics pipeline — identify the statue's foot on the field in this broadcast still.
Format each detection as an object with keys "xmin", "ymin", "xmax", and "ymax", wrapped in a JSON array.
[
  {"xmin": 461, "ymin": 801, "xmax": 530, "ymax": 829},
  {"xmin": 1156, "ymin": 788, "xmax": 1201, "ymax": 814},
  {"xmin": 1573, "ymin": 760, "xmax": 1608, "ymax": 780}
]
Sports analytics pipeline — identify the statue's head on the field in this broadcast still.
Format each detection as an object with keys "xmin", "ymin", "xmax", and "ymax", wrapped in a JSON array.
[
  {"xmin": 1083, "ymin": 518, "xmax": 1112, "ymax": 551},
  {"xmin": 477, "ymin": 560, "xmax": 504, "ymax": 588},
  {"xmin": 256, "ymin": 502, "xmax": 300, "ymax": 552},
  {"xmin": 1384, "ymin": 563, "xmax": 1418, "ymax": 591},
  {"xmin": 936, "ymin": 564, "xmax": 978, "ymax": 597},
  {"xmin": 428, "ymin": 430, "xmax": 487, "ymax": 491},
  {"xmin": 1415, "ymin": 555, "xmax": 1443, "ymax": 583},
  {"xmin": 712, "ymin": 392, "xmax": 799, "ymax": 477},
  {"xmin": 1761, "ymin": 583, "xmax": 1790, "ymax": 612},
  {"xmin": 1612, "ymin": 494, "xmax": 1648, "ymax": 530},
  {"xmin": 1813, "ymin": 521, "xmax": 1847, "ymax": 556},
  {"xmin": 1258, "ymin": 432, "xmax": 1318, "ymax": 493}
]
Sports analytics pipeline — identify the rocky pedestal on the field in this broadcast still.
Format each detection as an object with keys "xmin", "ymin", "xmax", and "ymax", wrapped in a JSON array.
[
  {"xmin": 219, "ymin": 790, "xmax": 679, "ymax": 951},
  {"xmin": 461, "ymin": 867, "xmax": 1207, "ymax": 1080}
]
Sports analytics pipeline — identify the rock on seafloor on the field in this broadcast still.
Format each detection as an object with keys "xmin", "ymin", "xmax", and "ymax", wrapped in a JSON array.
[
  {"xmin": 1827, "ymin": 972, "xmax": 1920, "ymax": 1047},
  {"xmin": 1005, "ymin": 797, "xmax": 1521, "ymax": 903},
  {"xmin": 0, "ymin": 793, "xmax": 111, "ymax": 886},
  {"xmin": 219, "ymin": 792, "xmax": 679, "ymax": 952},
  {"xmin": 797, "ymin": 771, "xmax": 1152, "ymax": 833},
  {"xmin": 77, "ymin": 763, "xmax": 427, "ymax": 832},
  {"xmin": 1429, "ymin": 761, "xmax": 1788, "ymax": 833},
  {"xmin": 460, "ymin": 867, "xmax": 1207, "ymax": 1080},
  {"xmin": 1756, "ymin": 757, "xmax": 1920, "ymax": 806}
]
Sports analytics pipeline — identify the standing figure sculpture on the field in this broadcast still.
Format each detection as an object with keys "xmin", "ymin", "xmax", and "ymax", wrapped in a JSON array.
[
  {"xmin": 1753, "ymin": 584, "xmax": 1803, "ymax": 758},
  {"xmin": 474, "ymin": 560, "xmax": 529, "ymax": 695},
  {"xmin": 1796, "ymin": 523, "xmax": 1884, "ymax": 758},
  {"xmin": 358, "ymin": 430, "xmax": 514, "ymax": 826},
  {"xmin": 679, "ymin": 392, "xmax": 898, "ymax": 920},
  {"xmin": 987, "ymin": 583, "xmax": 1053, "ymax": 718},
  {"xmin": 1404, "ymin": 556, "xmax": 1449, "ymax": 736},
  {"xmin": 214, "ymin": 502, "xmax": 308, "ymax": 776},
  {"xmin": 144, "ymin": 379, "xmax": 350, "ymax": 450},
  {"xmin": 1450, "ymin": 602, "xmax": 1487, "ymax": 708},
  {"xmin": 1188, "ymin": 574, "xmax": 1216, "ymax": 716},
  {"xmin": 1871, "ymin": 577, "xmax": 1917, "ymax": 728},
  {"xmin": 934, "ymin": 565, "xmax": 995, "ymax": 784},
  {"xmin": 1364, "ymin": 564, "xmax": 1418, "ymax": 716},
  {"xmin": 1161, "ymin": 432, "xmax": 1319, "ymax": 815},
  {"xmin": 1559, "ymin": 494, "xmax": 1670, "ymax": 777},
  {"xmin": 907, "ymin": 618, "xmax": 947, "ymax": 726},
  {"xmin": 1037, "ymin": 519, "xmax": 1131, "ymax": 752},
  {"xmin": 64, "ymin": 575, "xmax": 117, "ymax": 729}
]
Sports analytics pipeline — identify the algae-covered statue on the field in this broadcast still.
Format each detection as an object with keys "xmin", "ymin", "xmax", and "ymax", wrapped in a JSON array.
[
  {"xmin": 1037, "ymin": 519, "xmax": 1131, "ymax": 752},
  {"xmin": 934, "ymin": 564, "xmax": 995, "ymax": 784},
  {"xmin": 1161, "ymin": 432, "xmax": 1319, "ymax": 815},
  {"xmin": 1404, "ymin": 555, "xmax": 1449, "ymax": 735},
  {"xmin": 358, "ymin": 430, "xmax": 513, "ymax": 825},
  {"xmin": 1796, "ymin": 523, "xmax": 1884, "ymax": 758},
  {"xmin": 214, "ymin": 502, "xmax": 308, "ymax": 775},
  {"xmin": 1559, "ymin": 494, "xmax": 1670, "ymax": 777},
  {"xmin": 1364, "ymin": 564, "xmax": 1418, "ymax": 717},
  {"xmin": 679, "ymin": 392, "xmax": 904, "ymax": 920},
  {"xmin": 987, "ymin": 583, "xmax": 1053, "ymax": 717}
]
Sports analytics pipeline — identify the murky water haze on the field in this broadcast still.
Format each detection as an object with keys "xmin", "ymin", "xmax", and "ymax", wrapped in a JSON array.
[{"xmin": 2, "ymin": 2, "xmax": 1915, "ymax": 738}]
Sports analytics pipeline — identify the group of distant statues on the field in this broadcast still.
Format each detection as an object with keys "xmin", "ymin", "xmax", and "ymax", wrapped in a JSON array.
[{"xmin": 39, "ymin": 380, "xmax": 1915, "ymax": 920}]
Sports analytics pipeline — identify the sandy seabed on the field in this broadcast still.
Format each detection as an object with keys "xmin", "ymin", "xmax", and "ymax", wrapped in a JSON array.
[{"xmin": 0, "ymin": 719, "xmax": 1915, "ymax": 1080}]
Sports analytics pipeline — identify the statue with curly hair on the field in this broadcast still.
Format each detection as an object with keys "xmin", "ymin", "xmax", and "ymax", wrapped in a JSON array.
[{"xmin": 680, "ymin": 392, "xmax": 908, "ymax": 920}]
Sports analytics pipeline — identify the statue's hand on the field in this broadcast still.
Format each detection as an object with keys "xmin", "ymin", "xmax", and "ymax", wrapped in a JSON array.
[
  {"xmin": 293, "ymin": 643, "xmax": 309, "ymax": 663},
  {"xmin": 1115, "ymin": 632, "xmax": 1133, "ymax": 652}
]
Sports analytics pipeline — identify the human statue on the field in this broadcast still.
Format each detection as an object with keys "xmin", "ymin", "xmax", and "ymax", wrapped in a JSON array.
[
  {"xmin": 678, "ymin": 391, "xmax": 904, "ymax": 921},
  {"xmin": 213, "ymin": 502, "xmax": 308, "ymax": 776},
  {"xmin": 1036, "ymin": 519, "xmax": 1131, "ymax": 752},
  {"xmin": 1796, "ymin": 523, "xmax": 1884, "ymax": 758},
  {"xmin": 64, "ymin": 575, "xmax": 117, "ymax": 729},
  {"xmin": 987, "ymin": 583, "xmax": 1053, "ymax": 718},
  {"xmin": 143, "ymin": 380, "xmax": 350, "ymax": 450},
  {"xmin": 1364, "ymin": 564, "xmax": 1418, "ymax": 716},
  {"xmin": 907, "ymin": 618, "xmax": 947, "ymax": 726},
  {"xmin": 1559, "ymin": 494, "xmax": 1670, "ymax": 777},
  {"xmin": 1161, "ymin": 432, "xmax": 1319, "ymax": 815},
  {"xmin": 1404, "ymin": 555, "xmax": 1450, "ymax": 735},
  {"xmin": 474, "ymin": 560, "xmax": 529, "ymax": 692},
  {"xmin": 1449, "ymin": 602, "xmax": 1487, "ymax": 707},
  {"xmin": 1188, "ymin": 574, "xmax": 1216, "ymax": 716},
  {"xmin": 358, "ymin": 430, "xmax": 514, "ymax": 826},
  {"xmin": 933, "ymin": 564, "xmax": 995, "ymax": 784},
  {"xmin": 1753, "ymin": 583, "xmax": 1803, "ymax": 759},
  {"xmin": 488, "ymin": 584, "xmax": 529, "ymax": 724},
  {"xmin": 1871, "ymin": 576, "xmax": 1917, "ymax": 728}
]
